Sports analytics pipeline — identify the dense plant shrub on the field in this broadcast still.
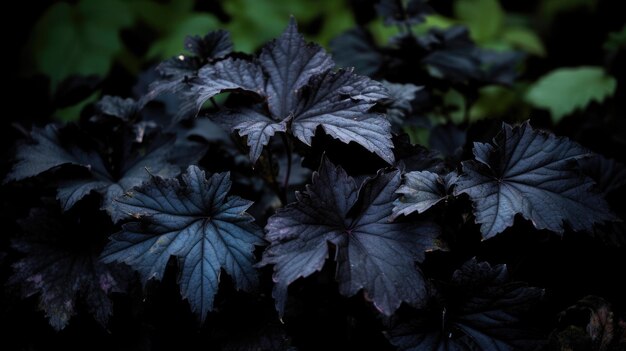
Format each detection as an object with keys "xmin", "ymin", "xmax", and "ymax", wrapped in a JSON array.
[{"xmin": 2, "ymin": 1, "xmax": 625, "ymax": 350}]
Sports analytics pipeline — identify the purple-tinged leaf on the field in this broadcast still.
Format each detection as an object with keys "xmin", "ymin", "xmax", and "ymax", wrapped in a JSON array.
[
  {"xmin": 10, "ymin": 207, "xmax": 130, "ymax": 330},
  {"xmin": 454, "ymin": 121, "xmax": 615, "ymax": 239},
  {"xmin": 393, "ymin": 171, "xmax": 457, "ymax": 218},
  {"xmin": 387, "ymin": 258, "xmax": 544, "ymax": 351},
  {"xmin": 260, "ymin": 158, "xmax": 441, "ymax": 316}
]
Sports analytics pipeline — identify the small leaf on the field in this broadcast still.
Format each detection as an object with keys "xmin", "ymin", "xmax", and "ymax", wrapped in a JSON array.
[
  {"xmin": 501, "ymin": 27, "xmax": 546, "ymax": 56},
  {"xmin": 393, "ymin": 171, "xmax": 457, "ymax": 218},
  {"xmin": 525, "ymin": 67, "xmax": 617, "ymax": 123},
  {"xmin": 454, "ymin": 121, "xmax": 615, "ymax": 239},
  {"xmin": 101, "ymin": 166, "xmax": 265, "ymax": 321}
]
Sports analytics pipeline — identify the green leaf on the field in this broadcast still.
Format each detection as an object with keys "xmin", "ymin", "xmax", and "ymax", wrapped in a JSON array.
[
  {"xmin": 223, "ymin": 0, "xmax": 353, "ymax": 53},
  {"xmin": 30, "ymin": 0, "xmax": 133, "ymax": 87},
  {"xmin": 501, "ymin": 27, "xmax": 546, "ymax": 56},
  {"xmin": 525, "ymin": 67, "xmax": 617, "ymax": 123},
  {"xmin": 54, "ymin": 92, "xmax": 100, "ymax": 122},
  {"xmin": 454, "ymin": 0, "xmax": 504, "ymax": 43},
  {"xmin": 604, "ymin": 25, "xmax": 626, "ymax": 52}
]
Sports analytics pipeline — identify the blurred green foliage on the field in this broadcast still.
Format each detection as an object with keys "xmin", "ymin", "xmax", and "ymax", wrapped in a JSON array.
[
  {"xmin": 30, "ymin": 0, "xmax": 133, "ymax": 86},
  {"xmin": 25, "ymin": 0, "xmax": 620, "ymax": 126},
  {"xmin": 525, "ymin": 67, "xmax": 617, "ymax": 123}
]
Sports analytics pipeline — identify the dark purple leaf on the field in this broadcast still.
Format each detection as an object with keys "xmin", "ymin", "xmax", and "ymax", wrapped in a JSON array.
[
  {"xmin": 387, "ymin": 258, "xmax": 544, "ymax": 351},
  {"xmin": 454, "ymin": 121, "xmax": 615, "ymax": 239},
  {"xmin": 393, "ymin": 171, "xmax": 457, "ymax": 218},
  {"xmin": 260, "ymin": 158, "xmax": 441, "ymax": 316},
  {"xmin": 10, "ymin": 207, "xmax": 130, "ymax": 330}
]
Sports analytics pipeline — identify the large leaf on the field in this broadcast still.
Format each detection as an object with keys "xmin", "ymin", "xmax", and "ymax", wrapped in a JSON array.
[
  {"xmin": 10, "ymin": 206, "xmax": 130, "ymax": 330},
  {"xmin": 525, "ymin": 67, "xmax": 617, "ymax": 123},
  {"xmin": 387, "ymin": 258, "xmax": 544, "ymax": 351},
  {"xmin": 259, "ymin": 158, "xmax": 441, "ymax": 316},
  {"xmin": 5, "ymin": 123, "xmax": 201, "ymax": 221},
  {"xmin": 454, "ymin": 121, "xmax": 614, "ymax": 239},
  {"xmin": 101, "ymin": 166, "xmax": 264, "ymax": 321},
  {"xmin": 187, "ymin": 19, "xmax": 395, "ymax": 164}
]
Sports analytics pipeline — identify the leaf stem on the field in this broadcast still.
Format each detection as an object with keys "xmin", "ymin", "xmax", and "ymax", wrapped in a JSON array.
[
  {"xmin": 280, "ymin": 133, "xmax": 292, "ymax": 199},
  {"xmin": 265, "ymin": 148, "xmax": 286, "ymax": 205}
]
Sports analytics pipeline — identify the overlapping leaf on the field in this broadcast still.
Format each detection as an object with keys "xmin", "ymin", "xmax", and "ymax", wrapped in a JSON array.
[
  {"xmin": 259, "ymin": 158, "xmax": 441, "ymax": 316},
  {"xmin": 101, "ymin": 166, "xmax": 264, "ymax": 321},
  {"xmin": 10, "ymin": 207, "xmax": 130, "ymax": 330},
  {"xmin": 157, "ymin": 18, "xmax": 393, "ymax": 164},
  {"xmin": 387, "ymin": 258, "xmax": 544, "ymax": 351},
  {"xmin": 393, "ymin": 171, "xmax": 457, "ymax": 218},
  {"xmin": 454, "ymin": 121, "xmax": 615, "ymax": 239},
  {"xmin": 5, "ymin": 123, "xmax": 199, "ymax": 221},
  {"xmin": 142, "ymin": 29, "xmax": 234, "ymax": 115}
]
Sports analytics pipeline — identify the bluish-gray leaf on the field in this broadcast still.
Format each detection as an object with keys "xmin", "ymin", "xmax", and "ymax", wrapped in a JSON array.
[
  {"xmin": 454, "ymin": 121, "xmax": 615, "ymax": 239},
  {"xmin": 260, "ymin": 158, "xmax": 440, "ymax": 316},
  {"xmin": 101, "ymin": 166, "xmax": 264, "ymax": 321}
]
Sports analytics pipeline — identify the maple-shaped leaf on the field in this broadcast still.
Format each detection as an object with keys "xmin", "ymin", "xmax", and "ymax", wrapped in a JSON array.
[
  {"xmin": 5, "ymin": 123, "xmax": 202, "ymax": 221},
  {"xmin": 454, "ymin": 121, "xmax": 615, "ymax": 239},
  {"xmin": 10, "ymin": 206, "xmax": 130, "ymax": 331},
  {"xmin": 393, "ymin": 171, "xmax": 457, "ymax": 219},
  {"xmin": 101, "ymin": 166, "xmax": 265, "ymax": 321},
  {"xmin": 259, "ymin": 157, "xmax": 441, "ymax": 316},
  {"xmin": 165, "ymin": 18, "xmax": 393, "ymax": 164},
  {"xmin": 387, "ymin": 258, "xmax": 544, "ymax": 351}
]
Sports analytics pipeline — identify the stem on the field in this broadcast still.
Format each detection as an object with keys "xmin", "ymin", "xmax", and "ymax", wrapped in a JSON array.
[
  {"xmin": 265, "ymin": 148, "xmax": 286, "ymax": 205},
  {"xmin": 281, "ymin": 134, "xmax": 292, "ymax": 194}
]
